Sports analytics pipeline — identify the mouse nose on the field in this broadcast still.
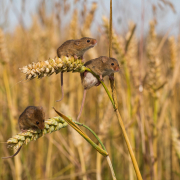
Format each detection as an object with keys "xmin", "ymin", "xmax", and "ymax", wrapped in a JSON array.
[
  {"xmin": 39, "ymin": 123, "xmax": 45, "ymax": 130},
  {"xmin": 114, "ymin": 66, "xmax": 120, "ymax": 71},
  {"xmin": 92, "ymin": 39, "xmax": 97, "ymax": 45}
]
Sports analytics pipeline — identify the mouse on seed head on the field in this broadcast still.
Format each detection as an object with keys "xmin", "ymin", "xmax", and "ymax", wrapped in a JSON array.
[
  {"xmin": 56, "ymin": 37, "xmax": 97, "ymax": 102},
  {"xmin": 81, "ymin": 56, "xmax": 120, "ymax": 89},
  {"xmin": 2, "ymin": 106, "xmax": 45, "ymax": 159},
  {"xmin": 57, "ymin": 37, "xmax": 97, "ymax": 60},
  {"xmin": 77, "ymin": 56, "xmax": 120, "ymax": 121},
  {"xmin": 18, "ymin": 106, "xmax": 45, "ymax": 132},
  {"xmin": 84, "ymin": 56, "xmax": 120, "ymax": 79}
]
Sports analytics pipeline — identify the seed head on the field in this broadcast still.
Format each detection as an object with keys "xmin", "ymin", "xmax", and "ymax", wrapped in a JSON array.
[{"xmin": 19, "ymin": 56, "xmax": 84, "ymax": 80}]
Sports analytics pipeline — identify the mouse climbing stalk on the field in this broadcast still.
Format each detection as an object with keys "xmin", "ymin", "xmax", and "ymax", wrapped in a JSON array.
[
  {"xmin": 77, "ymin": 56, "xmax": 120, "ymax": 121},
  {"xmin": 56, "ymin": 37, "xmax": 97, "ymax": 102}
]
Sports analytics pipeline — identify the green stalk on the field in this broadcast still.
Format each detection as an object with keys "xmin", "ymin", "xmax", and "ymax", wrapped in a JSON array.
[
  {"xmin": 74, "ymin": 121, "xmax": 107, "ymax": 151},
  {"xmin": 85, "ymin": 68, "xmax": 115, "ymax": 109},
  {"xmin": 53, "ymin": 108, "xmax": 108, "ymax": 156},
  {"xmin": 107, "ymin": 0, "xmax": 142, "ymax": 179},
  {"xmin": 74, "ymin": 122, "xmax": 117, "ymax": 179},
  {"xmin": 83, "ymin": 67, "xmax": 142, "ymax": 180},
  {"xmin": 74, "ymin": 121, "xmax": 115, "ymax": 179}
]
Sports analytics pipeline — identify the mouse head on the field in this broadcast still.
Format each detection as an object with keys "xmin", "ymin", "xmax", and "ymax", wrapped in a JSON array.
[
  {"xmin": 109, "ymin": 58, "xmax": 120, "ymax": 72},
  {"xmin": 26, "ymin": 106, "xmax": 45, "ymax": 130},
  {"xmin": 74, "ymin": 37, "xmax": 97, "ymax": 52},
  {"xmin": 34, "ymin": 106, "xmax": 45, "ymax": 130},
  {"xmin": 101, "ymin": 56, "xmax": 120, "ymax": 73}
]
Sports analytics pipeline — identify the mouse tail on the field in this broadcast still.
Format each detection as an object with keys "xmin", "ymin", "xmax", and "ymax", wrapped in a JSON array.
[
  {"xmin": 56, "ymin": 72, "xmax": 64, "ymax": 102},
  {"xmin": 2, "ymin": 146, "xmax": 22, "ymax": 159},
  {"xmin": 77, "ymin": 89, "xmax": 87, "ymax": 121}
]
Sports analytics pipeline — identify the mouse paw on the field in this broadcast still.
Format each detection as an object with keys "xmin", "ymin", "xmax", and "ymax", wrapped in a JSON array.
[
  {"xmin": 83, "ymin": 71, "xmax": 88, "ymax": 76},
  {"xmin": 109, "ymin": 75, "xmax": 114, "ymax": 80},
  {"xmin": 81, "ymin": 56, "xmax": 85, "ymax": 62},
  {"xmin": 95, "ymin": 81, "xmax": 101, "ymax": 86},
  {"xmin": 21, "ymin": 129, "xmax": 28, "ymax": 133},
  {"xmin": 99, "ymin": 75, "xmax": 104, "ymax": 81}
]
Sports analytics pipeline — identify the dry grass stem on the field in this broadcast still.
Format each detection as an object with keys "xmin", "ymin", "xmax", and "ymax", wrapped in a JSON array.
[
  {"xmin": 171, "ymin": 127, "xmax": 180, "ymax": 159},
  {"xmin": 0, "ymin": 28, "xmax": 9, "ymax": 64}
]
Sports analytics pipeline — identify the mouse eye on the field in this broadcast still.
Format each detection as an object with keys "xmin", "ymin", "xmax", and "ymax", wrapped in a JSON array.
[
  {"xmin": 43, "ymin": 120, "xmax": 44, "ymax": 122},
  {"xmin": 111, "ymin": 63, "xmax": 114, "ymax": 66},
  {"xmin": 36, "ymin": 121, "xmax": 39, "ymax": 125},
  {"xmin": 87, "ymin": 40, "xmax": 90, "ymax": 43}
]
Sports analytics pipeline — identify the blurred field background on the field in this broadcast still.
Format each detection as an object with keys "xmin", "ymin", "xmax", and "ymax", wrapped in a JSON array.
[{"xmin": 0, "ymin": 0, "xmax": 180, "ymax": 179}]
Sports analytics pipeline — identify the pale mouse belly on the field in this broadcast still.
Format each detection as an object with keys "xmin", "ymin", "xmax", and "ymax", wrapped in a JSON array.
[{"xmin": 83, "ymin": 72, "xmax": 99, "ymax": 89}]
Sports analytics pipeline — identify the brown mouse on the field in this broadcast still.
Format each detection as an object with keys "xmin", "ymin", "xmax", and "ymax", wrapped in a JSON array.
[
  {"xmin": 56, "ymin": 37, "xmax": 97, "ymax": 102},
  {"xmin": 84, "ymin": 56, "xmax": 120, "ymax": 80},
  {"xmin": 2, "ymin": 106, "xmax": 45, "ymax": 159},
  {"xmin": 18, "ymin": 106, "xmax": 45, "ymax": 131},
  {"xmin": 77, "ymin": 56, "xmax": 120, "ymax": 121}
]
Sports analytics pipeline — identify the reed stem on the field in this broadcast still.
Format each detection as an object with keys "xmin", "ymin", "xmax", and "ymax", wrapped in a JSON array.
[{"xmin": 108, "ymin": 0, "xmax": 143, "ymax": 179}]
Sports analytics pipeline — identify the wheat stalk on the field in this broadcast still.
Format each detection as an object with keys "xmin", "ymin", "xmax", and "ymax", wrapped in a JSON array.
[
  {"xmin": 82, "ymin": 2, "xmax": 97, "ymax": 34},
  {"xmin": 69, "ymin": 10, "xmax": 78, "ymax": 39},
  {"xmin": 146, "ymin": 20, "xmax": 162, "ymax": 93},
  {"xmin": 171, "ymin": 127, "xmax": 180, "ymax": 159},
  {"xmin": 102, "ymin": 16, "xmax": 124, "ymax": 58},
  {"xmin": 0, "ymin": 28, "xmax": 9, "ymax": 64},
  {"xmin": 125, "ymin": 21, "xmax": 139, "ymax": 88},
  {"xmin": 169, "ymin": 36, "xmax": 177, "ymax": 69}
]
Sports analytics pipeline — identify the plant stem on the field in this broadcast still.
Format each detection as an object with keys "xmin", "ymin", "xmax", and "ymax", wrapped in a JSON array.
[
  {"xmin": 85, "ymin": 68, "xmax": 115, "ymax": 109},
  {"xmin": 53, "ymin": 108, "xmax": 108, "ymax": 156},
  {"xmin": 86, "ymin": 63, "xmax": 142, "ymax": 180},
  {"xmin": 3, "ymin": 65, "xmax": 22, "ymax": 180},
  {"xmin": 106, "ymin": 156, "xmax": 116, "ymax": 180},
  {"xmin": 74, "ymin": 121, "xmax": 116, "ymax": 180},
  {"xmin": 85, "ymin": 68, "xmax": 142, "ymax": 180},
  {"xmin": 108, "ymin": 0, "xmax": 143, "ymax": 179},
  {"xmin": 74, "ymin": 121, "xmax": 107, "ymax": 151},
  {"xmin": 153, "ymin": 94, "xmax": 158, "ymax": 180},
  {"xmin": 53, "ymin": 109, "xmax": 117, "ymax": 180}
]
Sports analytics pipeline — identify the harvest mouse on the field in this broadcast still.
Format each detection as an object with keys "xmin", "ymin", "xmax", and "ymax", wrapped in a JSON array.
[
  {"xmin": 18, "ymin": 106, "xmax": 45, "ymax": 131},
  {"xmin": 56, "ymin": 37, "xmax": 97, "ymax": 102},
  {"xmin": 77, "ymin": 56, "xmax": 120, "ymax": 121},
  {"xmin": 2, "ymin": 106, "xmax": 45, "ymax": 159}
]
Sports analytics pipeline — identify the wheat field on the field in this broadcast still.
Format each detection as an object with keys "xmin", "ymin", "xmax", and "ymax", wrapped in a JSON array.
[{"xmin": 0, "ymin": 1, "xmax": 180, "ymax": 180}]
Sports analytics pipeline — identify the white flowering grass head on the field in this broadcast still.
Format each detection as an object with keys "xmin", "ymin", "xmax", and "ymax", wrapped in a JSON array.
[{"xmin": 19, "ymin": 56, "xmax": 86, "ymax": 80}]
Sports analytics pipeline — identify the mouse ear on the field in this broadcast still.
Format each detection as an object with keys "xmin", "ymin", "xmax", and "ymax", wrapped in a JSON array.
[
  {"xmin": 37, "ymin": 106, "xmax": 43, "ymax": 111},
  {"xmin": 101, "ymin": 56, "xmax": 109, "ymax": 63},
  {"xmin": 26, "ymin": 108, "xmax": 35, "ymax": 118},
  {"xmin": 74, "ymin": 41, "xmax": 81, "ymax": 46}
]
